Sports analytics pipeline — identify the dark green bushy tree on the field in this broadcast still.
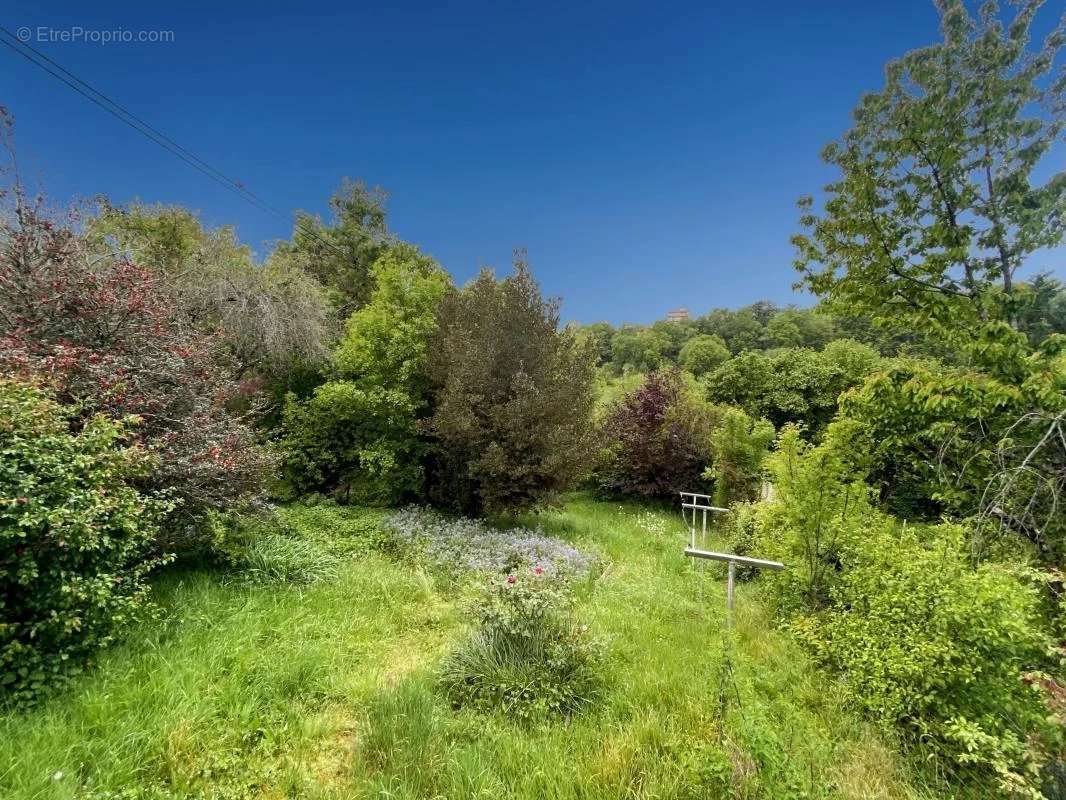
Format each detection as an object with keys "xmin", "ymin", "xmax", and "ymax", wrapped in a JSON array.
[{"xmin": 426, "ymin": 253, "xmax": 597, "ymax": 514}]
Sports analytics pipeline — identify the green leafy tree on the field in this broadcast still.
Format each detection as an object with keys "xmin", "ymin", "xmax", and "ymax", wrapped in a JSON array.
[
  {"xmin": 574, "ymin": 321, "xmax": 616, "ymax": 367},
  {"xmin": 279, "ymin": 245, "xmax": 450, "ymax": 503},
  {"xmin": 273, "ymin": 180, "xmax": 391, "ymax": 314},
  {"xmin": 793, "ymin": 0, "xmax": 1065, "ymax": 343},
  {"xmin": 426, "ymin": 253, "xmax": 597, "ymax": 514},
  {"xmin": 697, "ymin": 307, "xmax": 765, "ymax": 353},
  {"xmin": 704, "ymin": 340, "xmax": 881, "ymax": 432},
  {"xmin": 679, "ymin": 334, "xmax": 730, "ymax": 376},
  {"xmin": 610, "ymin": 326, "xmax": 671, "ymax": 373}
]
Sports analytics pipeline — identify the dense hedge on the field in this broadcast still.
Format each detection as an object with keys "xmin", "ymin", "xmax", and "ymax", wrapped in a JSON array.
[{"xmin": 0, "ymin": 381, "xmax": 168, "ymax": 705}]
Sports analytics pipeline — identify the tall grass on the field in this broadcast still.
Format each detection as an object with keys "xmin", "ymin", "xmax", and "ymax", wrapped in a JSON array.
[{"xmin": 0, "ymin": 498, "xmax": 939, "ymax": 799}]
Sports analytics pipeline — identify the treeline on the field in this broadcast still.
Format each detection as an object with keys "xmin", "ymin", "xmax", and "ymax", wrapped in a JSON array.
[{"xmin": 0, "ymin": 121, "xmax": 600, "ymax": 706}]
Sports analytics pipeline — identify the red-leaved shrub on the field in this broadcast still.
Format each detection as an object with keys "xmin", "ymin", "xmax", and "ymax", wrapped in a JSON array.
[
  {"xmin": 594, "ymin": 369, "xmax": 717, "ymax": 500},
  {"xmin": 0, "ymin": 194, "xmax": 273, "ymax": 546}
]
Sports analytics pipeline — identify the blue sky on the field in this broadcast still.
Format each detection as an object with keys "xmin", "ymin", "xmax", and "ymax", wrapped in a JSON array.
[{"xmin": 2, "ymin": 1, "xmax": 1063, "ymax": 324}]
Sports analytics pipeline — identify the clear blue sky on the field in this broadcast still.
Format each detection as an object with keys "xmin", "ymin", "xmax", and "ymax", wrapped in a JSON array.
[{"xmin": 2, "ymin": 1, "xmax": 1063, "ymax": 324}]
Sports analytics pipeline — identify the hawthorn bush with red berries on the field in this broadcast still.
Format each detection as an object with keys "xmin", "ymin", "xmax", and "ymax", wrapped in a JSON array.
[{"xmin": 0, "ymin": 197, "xmax": 273, "ymax": 549}]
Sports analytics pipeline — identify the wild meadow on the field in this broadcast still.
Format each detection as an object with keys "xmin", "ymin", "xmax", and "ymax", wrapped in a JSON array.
[
  {"xmin": 2, "ymin": 2, "xmax": 1064, "ymax": 798},
  {"xmin": 2, "ymin": 499, "xmax": 934, "ymax": 800}
]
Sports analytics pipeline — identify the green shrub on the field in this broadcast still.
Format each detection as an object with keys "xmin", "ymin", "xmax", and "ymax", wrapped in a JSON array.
[
  {"xmin": 0, "ymin": 381, "xmax": 169, "ymax": 705},
  {"xmin": 794, "ymin": 522, "xmax": 1061, "ymax": 797},
  {"xmin": 750, "ymin": 424, "xmax": 873, "ymax": 611},
  {"xmin": 278, "ymin": 381, "xmax": 424, "ymax": 504},
  {"xmin": 440, "ymin": 571, "xmax": 602, "ymax": 721},
  {"xmin": 705, "ymin": 406, "xmax": 774, "ymax": 507}
]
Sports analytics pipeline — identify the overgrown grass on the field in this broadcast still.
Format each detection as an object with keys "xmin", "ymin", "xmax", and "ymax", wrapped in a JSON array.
[{"xmin": 0, "ymin": 497, "xmax": 940, "ymax": 799}]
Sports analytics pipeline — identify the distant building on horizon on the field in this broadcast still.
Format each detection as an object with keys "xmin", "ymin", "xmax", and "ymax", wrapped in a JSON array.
[{"xmin": 665, "ymin": 307, "xmax": 690, "ymax": 323}]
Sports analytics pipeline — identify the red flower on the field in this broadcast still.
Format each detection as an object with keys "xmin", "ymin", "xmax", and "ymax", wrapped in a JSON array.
[
  {"xmin": 533, "ymin": 566, "xmax": 544, "ymax": 576},
  {"xmin": 506, "ymin": 574, "xmax": 516, "ymax": 584}
]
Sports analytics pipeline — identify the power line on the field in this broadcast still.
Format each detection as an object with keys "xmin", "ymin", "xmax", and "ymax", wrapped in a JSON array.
[{"xmin": 0, "ymin": 26, "xmax": 350, "ymax": 260}]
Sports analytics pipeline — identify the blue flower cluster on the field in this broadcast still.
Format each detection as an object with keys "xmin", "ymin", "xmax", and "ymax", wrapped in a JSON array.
[{"xmin": 382, "ymin": 506, "xmax": 596, "ymax": 579}]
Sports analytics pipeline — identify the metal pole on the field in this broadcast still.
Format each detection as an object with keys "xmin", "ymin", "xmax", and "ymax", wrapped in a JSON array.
[{"xmin": 726, "ymin": 560, "xmax": 735, "ymax": 624}]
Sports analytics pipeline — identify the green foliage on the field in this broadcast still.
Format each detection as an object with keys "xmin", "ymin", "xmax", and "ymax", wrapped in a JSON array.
[
  {"xmin": 333, "ymin": 243, "xmax": 451, "ymax": 393},
  {"xmin": 838, "ymin": 334, "xmax": 1066, "ymax": 561},
  {"xmin": 273, "ymin": 179, "xmax": 391, "ymax": 313},
  {"xmin": 794, "ymin": 0, "xmax": 1065, "ymax": 345},
  {"xmin": 794, "ymin": 522, "xmax": 1060, "ymax": 797},
  {"xmin": 279, "ymin": 245, "xmax": 449, "ymax": 504},
  {"xmin": 679, "ymin": 334, "xmax": 730, "ymax": 376},
  {"xmin": 609, "ymin": 325, "xmax": 671, "ymax": 373},
  {"xmin": 752, "ymin": 424, "xmax": 874, "ymax": 610},
  {"xmin": 705, "ymin": 407, "xmax": 774, "ymax": 507},
  {"xmin": 440, "ymin": 571, "xmax": 602, "ymax": 721},
  {"xmin": 704, "ymin": 339, "xmax": 881, "ymax": 432},
  {"xmin": 279, "ymin": 380, "xmax": 424, "ymax": 505},
  {"xmin": 0, "ymin": 380, "xmax": 168, "ymax": 706},
  {"xmin": 426, "ymin": 254, "xmax": 597, "ymax": 514}
]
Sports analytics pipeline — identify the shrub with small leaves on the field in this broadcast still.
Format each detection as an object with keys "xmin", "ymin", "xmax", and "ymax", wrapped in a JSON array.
[
  {"xmin": 440, "ymin": 570, "xmax": 602, "ymax": 721},
  {"xmin": 794, "ymin": 522, "xmax": 1061, "ymax": 797},
  {"xmin": 0, "ymin": 380, "xmax": 169, "ymax": 705}
]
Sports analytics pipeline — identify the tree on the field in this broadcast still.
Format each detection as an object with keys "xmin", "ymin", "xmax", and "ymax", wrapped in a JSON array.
[
  {"xmin": 610, "ymin": 326, "xmax": 671, "ymax": 373},
  {"xmin": 793, "ymin": 0, "xmax": 1065, "ymax": 344},
  {"xmin": 1014, "ymin": 272, "xmax": 1066, "ymax": 346},
  {"xmin": 273, "ymin": 179, "xmax": 391, "ymax": 314},
  {"xmin": 706, "ymin": 407, "xmax": 775, "ymax": 507},
  {"xmin": 703, "ymin": 340, "xmax": 881, "ymax": 432},
  {"xmin": 426, "ymin": 253, "xmax": 597, "ymax": 514},
  {"xmin": 595, "ymin": 370, "xmax": 718, "ymax": 500},
  {"xmin": 679, "ymin": 334, "xmax": 730, "ymax": 375},
  {"xmin": 792, "ymin": 1, "xmax": 1066, "ymax": 565},
  {"xmin": 574, "ymin": 321, "xmax": 615, "ymax": 367},
  {"xmin": 88, "ymin": 202, "xmax": 334, "ymax": 379},
  {"xmin": 697, "ymin": 307, "xmax": 765, "ymax": 353},
  {"xmin": 279, "ymin": 244, "xmax": 451, "ymax": 503}
]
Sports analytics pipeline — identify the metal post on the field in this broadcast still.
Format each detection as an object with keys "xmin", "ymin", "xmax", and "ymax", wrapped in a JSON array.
[{"xmin": 726, "ymin": 560, "xmax": 735, "ymax": 620}]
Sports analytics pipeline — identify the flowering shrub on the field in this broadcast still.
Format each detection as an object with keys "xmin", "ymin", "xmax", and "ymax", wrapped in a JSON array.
[
  {"xmin": 440, "ymin": 570, "xmax": 602, "ymax": 720},
  {"xmin": 0, "ymin": 380, "xmax": 169, "ymax": 706},
  {"xmin": 382, "ymin": 506, "xmax": 596, "ymax": 580},
  {"xmin": 0, "ymin": 195, "xmax": 273, "ymax": 547}
]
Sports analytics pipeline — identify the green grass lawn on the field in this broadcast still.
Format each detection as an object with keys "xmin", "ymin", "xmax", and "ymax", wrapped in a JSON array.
[{"xmin": 1, "ymin": 497, "xmax": 935, "ymax": 800}]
